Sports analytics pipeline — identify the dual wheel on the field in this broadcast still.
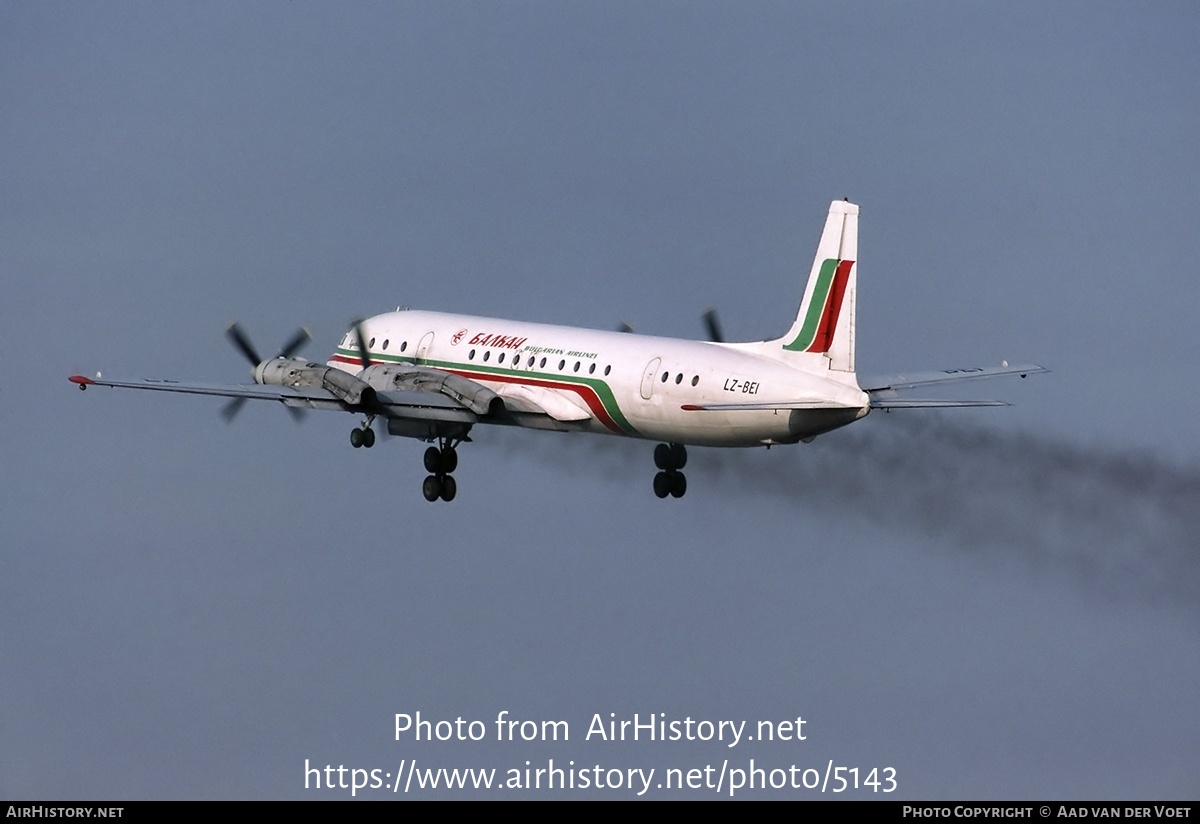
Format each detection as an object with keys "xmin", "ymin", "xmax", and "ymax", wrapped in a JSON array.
[
  {"xmin": 653, "ymin": 443, "xmax": 687, "ymax": 499},
  {"xmin": 422, "ymin": 445, "xmax": 458, "ymax": 502},
  {"xmin": 349, "ymin": 425, "xmax": 376, "ymax": 448}
]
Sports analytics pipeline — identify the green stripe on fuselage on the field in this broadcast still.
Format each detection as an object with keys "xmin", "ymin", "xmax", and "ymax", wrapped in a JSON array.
[
  {"xmin": 782, "ymin": 258, "xmax": 838, "ymax": 352},
  {"xmin": 334, "ymin": 348, "xmax": 636, "ymax": 433}
]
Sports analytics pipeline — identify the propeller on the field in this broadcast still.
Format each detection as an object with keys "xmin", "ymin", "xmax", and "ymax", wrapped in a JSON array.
[
  {"xmin": 348, "ymin": 319, "xmax": 390, "ymax": 442},
  {"xmin": 226, "ymin": 322, "xmax": 311, "ymax": 371},
  {"xmin": 702, "ymin": 309, "xmax": 724, "ymax": 343},
  {"xmin": 226, "ymin": 322, "xmax": 262, "ymax": 368},
  {"xmin": 351, "ymin": 319, "xmax": 372, "ymax": 369},
  {"xmin": 221, "ymin": 322, "xmax": 311, "ymax": 423}
]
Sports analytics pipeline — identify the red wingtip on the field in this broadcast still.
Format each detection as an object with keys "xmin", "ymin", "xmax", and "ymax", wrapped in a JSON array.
[{"xmin": 68, "ymin": 375, "xmax": 95, "ymax": 385}]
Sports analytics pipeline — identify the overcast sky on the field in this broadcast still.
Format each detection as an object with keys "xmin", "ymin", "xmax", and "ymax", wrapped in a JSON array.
[{"xmin": 2, "ymin": 2, "xmax": 1198, "ymax": 799}]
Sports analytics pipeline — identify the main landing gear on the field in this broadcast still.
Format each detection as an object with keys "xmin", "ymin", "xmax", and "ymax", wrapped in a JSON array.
[
  {"xmin": 349, "ymin": 417, "xmax": 376, "ymax": 449},
  {"xmin": 652, "ymin": 442, "xmax": 687, "ymax": 499},
  {"xmin": 421, "ymin": 438, "xmax": 460, "ymax": 503}
]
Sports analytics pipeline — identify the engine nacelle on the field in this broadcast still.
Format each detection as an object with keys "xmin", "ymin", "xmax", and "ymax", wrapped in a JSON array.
[
  {"xmin": 359, "ymin": 363, "xmax": 501, "ymax": 416},
  {"xmin": 255, "ymin": 359, "xmax": 376, "ymax": 406}
]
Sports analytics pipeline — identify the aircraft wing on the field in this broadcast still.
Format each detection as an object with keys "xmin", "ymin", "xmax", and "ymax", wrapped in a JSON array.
[
  {"xmin": 859, "ymin": 362, "xmax": 1048, "ymax": 410},
  {"xmin": 67, "ymin": 374, "xmax": 479, "ymax": 421}
]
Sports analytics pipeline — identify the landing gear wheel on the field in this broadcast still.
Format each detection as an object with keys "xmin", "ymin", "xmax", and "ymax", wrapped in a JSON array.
[
  {"xmin": 424, "ymin": 446, "xmax": 442, "ymax": 473},
  {"xmin": 654, "ymin": 442, "xmax": 688, "ymax": 470},
  {"xmin": 420, "ymin": 437, "xmax": 464, "ymax": 502},
  {"xmin": 669, "ymin": 443, "xmax": 687, "ymax": 469},
  {"xmin": 350, "ymin": 428, "xmax": 364, "ymax": 448},
  {"xmin": 422, "ymin": 475, "xmax": 442, "ymax": 502},
  {"xmin": 654, "ymin": 443, "xmax": 672, "ymax": 470},
  {"xmin": 361, "ymin": 427, "xmax": 375, "ymax": 448},
  {"xmin": 653, "ymin": 471, "xmax": 672, "ymax": 499},
  {"xmin": 670, "ymin": 471, "xmax": 687, "ymax": 498}
]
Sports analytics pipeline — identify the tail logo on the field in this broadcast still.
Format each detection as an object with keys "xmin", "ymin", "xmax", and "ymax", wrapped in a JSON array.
[{"xmin": 782, "ymin": 258, "xmax": 855, "ymax": 353}]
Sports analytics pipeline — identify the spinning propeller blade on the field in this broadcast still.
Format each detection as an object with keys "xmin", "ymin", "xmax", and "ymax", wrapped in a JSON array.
[
  {"xmin": 702, "ymin": 309, "xmax": 724, "ymax": 343},
  {"xmin": 222, "ymin": 323, "xmax": 311, "ymax": 423}
]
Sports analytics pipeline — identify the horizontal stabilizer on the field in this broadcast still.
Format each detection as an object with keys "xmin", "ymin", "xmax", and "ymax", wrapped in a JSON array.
[
  {"xmin": 868, "ymin": 397, "xmax": 1009, "ymax": 409},
  {"xmin": 860, "ymin": 363, "xmax": 1048, "ymax": 392}
]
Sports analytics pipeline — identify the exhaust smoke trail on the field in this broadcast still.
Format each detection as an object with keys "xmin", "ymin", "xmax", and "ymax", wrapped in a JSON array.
[{"xmin": 487, "ymin": 416, "xmax": 1200, "ymax": 608}]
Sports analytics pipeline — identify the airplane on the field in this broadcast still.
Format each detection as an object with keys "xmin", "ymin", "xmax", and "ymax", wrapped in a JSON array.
[{"xmin": 69, "ymin": 199, "xmax": 1046, "ymax": 502}]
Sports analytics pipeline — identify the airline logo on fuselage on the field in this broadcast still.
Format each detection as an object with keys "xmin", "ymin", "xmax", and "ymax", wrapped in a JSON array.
[
  {"xmin": 451, "ymin": 328, "xmax": 468, "ymax": 345},
  {"xmin": 467, "ymin": 332, "xmax": 528, "ymax": 350}
]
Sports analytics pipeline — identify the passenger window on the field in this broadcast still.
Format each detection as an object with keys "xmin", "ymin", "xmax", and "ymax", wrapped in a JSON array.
[
  {"xmin": 675, "ymin": 373, "xmax": 683, "ymax": 384},
  {"xmin": 691, "ymin": 375, "xmax": 699, "ymax": 386},
  {"xmin": 483, "ymin": 351, "xmax": 490, "ymax": 362},
  {"xmin": 469, "ymin": 349, "xmax": 476, "ymax": 360},
  {"xmin": 604, "ymin": 365, "xmax": 611, "ymax": 376},
  {"xmin": 661, "ymin": 371, "xmax": 668, "ymax": 383},
  {"xmin": 588, "ymin": 363, "xmax": 596, "ymax": 374}
]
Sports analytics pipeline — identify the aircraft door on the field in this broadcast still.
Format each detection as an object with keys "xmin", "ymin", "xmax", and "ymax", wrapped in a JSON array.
[
  {"xmin": 416, "ymin": 332, "xmax": 434, "ymax": 363},
  {"xmin": 640, "ymin": 357, "xmax": 661, "ymax": 400}
]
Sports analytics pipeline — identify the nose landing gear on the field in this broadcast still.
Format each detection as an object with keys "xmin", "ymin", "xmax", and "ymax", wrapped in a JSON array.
[{"xmin": 652, "ymin": 443, "xmax": 687, "ymax": 499}]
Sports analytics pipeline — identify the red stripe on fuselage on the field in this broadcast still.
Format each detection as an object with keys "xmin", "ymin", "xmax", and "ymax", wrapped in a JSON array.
[
  {"xmin": 327, "ymin": 355, "xmax": 624, "ymax": 433},
  {"xmin": 446, "ymin": 368, "xmax": 623, "ymax": 433}
]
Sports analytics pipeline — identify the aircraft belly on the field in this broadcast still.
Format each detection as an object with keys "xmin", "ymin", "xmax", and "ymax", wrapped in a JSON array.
[
  {"xmin": 628, "ymin": 407, "xmax": 793, "ymax": 446},
  {"xmin": 628, "ymin": 404, "xmax": 865, "ymax": 446}
]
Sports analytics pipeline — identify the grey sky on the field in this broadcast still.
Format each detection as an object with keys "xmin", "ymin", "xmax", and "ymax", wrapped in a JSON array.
[{"xmin": 2, "ymin": 2, "xmax": 1197, "ymax": 799}]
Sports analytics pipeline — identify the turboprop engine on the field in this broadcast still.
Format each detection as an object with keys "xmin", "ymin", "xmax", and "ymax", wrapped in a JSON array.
[
  {"xmin": 255, "ymin": 358, "xmax": 376, "ymax": 406},
  {"xmin": 357, "ymin": 363, "xmax": 502, "ymax": 416}
]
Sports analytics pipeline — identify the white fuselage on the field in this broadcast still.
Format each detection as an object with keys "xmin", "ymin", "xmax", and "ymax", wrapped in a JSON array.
[{"xmin": 327, "ymin": 310, "xmax": 870, "ymax": 447}]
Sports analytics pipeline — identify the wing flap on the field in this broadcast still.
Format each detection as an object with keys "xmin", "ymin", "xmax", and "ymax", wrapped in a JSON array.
[{"xmin": 373, "ymin": 389, "xmax": 478, "ymax": 423}]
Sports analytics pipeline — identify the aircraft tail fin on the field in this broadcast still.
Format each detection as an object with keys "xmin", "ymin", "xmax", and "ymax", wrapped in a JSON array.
[{"xmin": 771, "ymin": 199, "xmax": 858, "ymax": 375}]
